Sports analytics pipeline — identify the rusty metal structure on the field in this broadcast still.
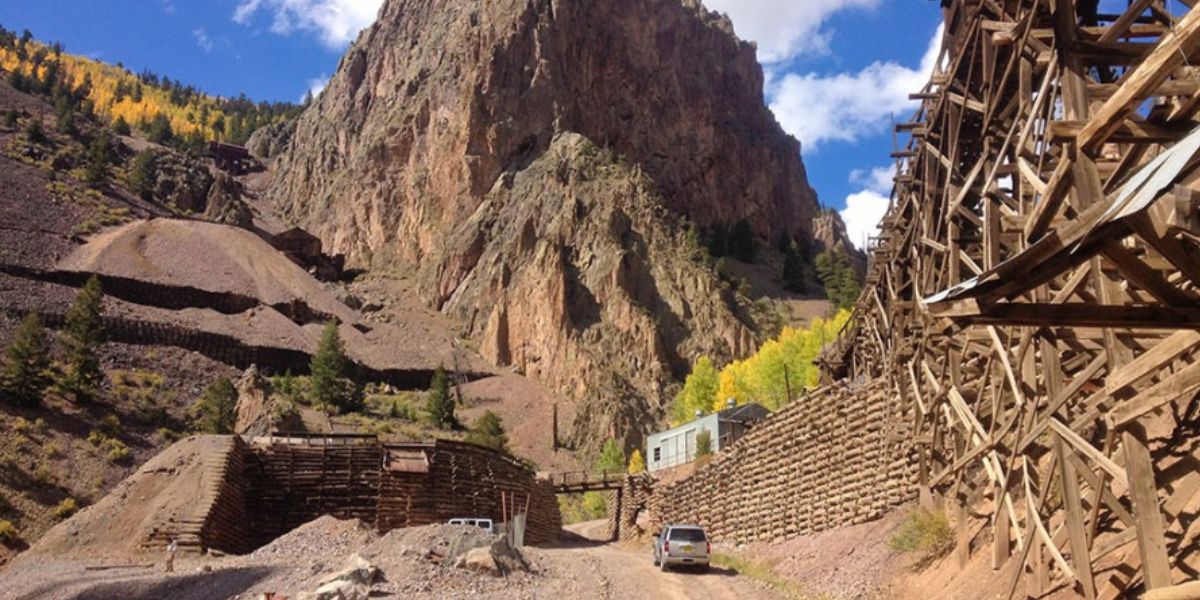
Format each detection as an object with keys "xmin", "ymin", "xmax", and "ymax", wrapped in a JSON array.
[{"xmin": 829, "ymin": 0, "xmax": 1200, "ymax": 597}]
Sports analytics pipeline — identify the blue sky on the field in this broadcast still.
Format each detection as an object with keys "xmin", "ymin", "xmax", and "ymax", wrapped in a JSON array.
[{"xmin": 0, "ymin": 0, "xmax": 944, "ymax": 247}]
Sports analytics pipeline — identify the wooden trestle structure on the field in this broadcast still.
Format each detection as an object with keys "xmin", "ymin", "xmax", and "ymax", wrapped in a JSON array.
[{"xmin": 827, "ymin": 0, "xmax": 1200, "ymax": 597}]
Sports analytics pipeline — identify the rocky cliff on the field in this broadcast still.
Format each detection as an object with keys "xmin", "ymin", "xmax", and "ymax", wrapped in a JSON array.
[{"xmin": 266, "ymin": 0, "xmax": 822, "ymax": 452}]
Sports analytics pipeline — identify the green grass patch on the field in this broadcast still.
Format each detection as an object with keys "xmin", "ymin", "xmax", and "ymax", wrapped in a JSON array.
[{"xmin": 887, "ymin": 508, "xmax": 955, "ymax": 567}]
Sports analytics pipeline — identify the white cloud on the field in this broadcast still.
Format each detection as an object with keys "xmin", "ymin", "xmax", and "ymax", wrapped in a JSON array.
[
  {"xmin": 841, "ymin": 162, "xmax": 895, "ymax": 250},
  {"xmin": 705, "ymin": 0, "xmax": 881, "ymax": 62},
  {"xmin": 302, "ymin": 74, "xmax": 330, "ymax": 103},
  {"xmin": 233, "ymin": 0, "xmax": 384, "ymax": 48},
  {"xmin": 841, "ymin": 188, "xmax": 891, "ymax": 250},
  {"xmin": 192, "ymin": 28, "xmax": 214, "ymax": 53},
  {"xmin": 767, "ymin": 24, "xmax": 943, "ymax": 150},
  {"xmin": 849, "ymin": 165, "xmax": 894, "ymax": 195}
]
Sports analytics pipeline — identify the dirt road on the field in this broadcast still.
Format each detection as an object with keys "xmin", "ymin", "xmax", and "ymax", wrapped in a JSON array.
[
  {"xmin": 0, "ymin": 520, "xmax": 786, "ymax": 600},
  {"xmin": 528, "ymin": 520, "xmax": 785, "ymax": 600}
]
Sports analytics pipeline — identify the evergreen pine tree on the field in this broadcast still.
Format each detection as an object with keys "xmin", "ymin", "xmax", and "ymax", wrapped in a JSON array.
[
  {"xmin": 309, "ymin": 320, "xmax": 349, "ymax": 413},
  {"xmin": 84, "ymin": 134, "xmax": 112, "ymax": 187},
  {"xmin": 193, "ymin": 377, "xmax": 237, "ymax": 434},
  {"xmin": 58, "ymin": 276, "xmax": 105, "ymax": 402},
  {"xmin": 112, "ymin": 116, "xmax": 131, "ymax": 136},
  {"xmin": 128, "ymin": 150, "xmax": 158, "ymax": 201},
  {"xmin": 731, "ymin": 218, "xmax": 757, "ymax": 262},
  {"xmin": 1, "ymin": 313, "xmax": 52, "ymax": 407},
  {"xmin": 425, "ymin": 366, "xmax": 456, "ymax": 429},
  {"xmin": 782, "ymin": 243, "xmax": 807, "ymax": 293},
  {"xmin": 25, "ymin": 117, "xmax": 46, "ymax": 145},
  {"xmin": 706, "ymin": 222, "xmax": 729, "ymax": 257},
  {"xmin": 3, "ymin": 109, "xmax": 18, "ymax": 130},
  {"xmin": 464, "ymin": 410, "xmax": 508, "ymax": 450},
  {"xmin": 147, "ymin": 113, "xmax": 173, "ymax": 145}
]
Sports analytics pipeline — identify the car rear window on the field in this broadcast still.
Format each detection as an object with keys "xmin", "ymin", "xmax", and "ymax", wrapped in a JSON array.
[{"xmin": 668, "ymin": 528, "xmax": 706, "ymax": 542}]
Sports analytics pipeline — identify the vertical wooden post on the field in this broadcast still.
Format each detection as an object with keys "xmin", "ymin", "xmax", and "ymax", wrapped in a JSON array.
[
  {"xmin": 1122, "ymin": 422, "xmax": 1173, "ymax": 591},
  {"xmin": 1056, "ymin": 435, "xmax": 1096, "ymax": 599},
  {"xmin": 954, "ymin": 432, "xmax": 969, "ymax": 570},
  {"xmin": 918, "ymin": 446, "xmax": 933, "ymax": 509},
  {"xmin": 1031, "ymin": 534, "xmax": 1048, "ymax": 597},
  {"xmin": 992, "ymin": 481, "xmax": 1011, "ymax": 570}
]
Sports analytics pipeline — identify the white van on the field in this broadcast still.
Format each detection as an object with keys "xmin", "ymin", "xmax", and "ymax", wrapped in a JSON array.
[{"xmin": 448, "ymin": 517, "xmax": 496, "ymax": 534}]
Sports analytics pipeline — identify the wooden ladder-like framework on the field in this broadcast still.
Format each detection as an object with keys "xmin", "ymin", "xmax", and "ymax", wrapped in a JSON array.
[{"xmin": 827, "ymin": 0, "xmax": 1200, "ymax": 597}]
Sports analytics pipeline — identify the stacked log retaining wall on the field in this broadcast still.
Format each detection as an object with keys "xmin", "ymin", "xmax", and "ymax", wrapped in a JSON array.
[
  {"xmin": 638, "ymin": 379, "xmax": 916, "ymax": 543},
  {"xmin": 142, "ymin": 435, "xmax": 562, "ymax": 554}
]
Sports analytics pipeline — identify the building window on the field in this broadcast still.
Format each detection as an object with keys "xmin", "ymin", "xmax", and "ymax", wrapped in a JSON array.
[{"xmin": 653, "ymin": 447, "xmax": 661, "ymax": 462}]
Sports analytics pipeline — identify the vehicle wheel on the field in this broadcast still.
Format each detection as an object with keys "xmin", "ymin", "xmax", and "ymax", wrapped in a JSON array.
[
  {"xmin": 653, "ymin": 554, "xmax": 659, "ymax": 567},
  {"xmin": 660, "ymin": 560, "xmax": 669, "ymax": 572}
]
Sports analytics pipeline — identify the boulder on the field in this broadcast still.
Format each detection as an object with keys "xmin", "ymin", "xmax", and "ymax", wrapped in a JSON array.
[{"xmin": 298, "ymin": 554, "xmax": 379, "ymax": 600}]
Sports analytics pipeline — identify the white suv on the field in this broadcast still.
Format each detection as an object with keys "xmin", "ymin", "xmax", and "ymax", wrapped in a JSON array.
[{"xmin": 653, "ymin": 524, "xmax": 710, "ymax": 571}]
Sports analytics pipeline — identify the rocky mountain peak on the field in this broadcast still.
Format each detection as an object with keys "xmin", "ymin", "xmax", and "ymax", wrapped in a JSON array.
[{"xmin": 266, "ymin": 0, "xmax": 825, "ymax": 451}]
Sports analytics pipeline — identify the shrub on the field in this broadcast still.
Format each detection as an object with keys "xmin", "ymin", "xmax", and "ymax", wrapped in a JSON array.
[
  {"xmin": 888, "ymin": 509, "xmax": 955, "ymax": 565},
  {"xmin": 0, "ymin": 520, "xmax": 19, "ymax": 546},
  {"xmin": 271, "ymin": 370, "xmax": 308, "ymax": 405},
  {"xmin": 3, "ymin": 109, "xmax": 17, "ymax": 129},
  {"xmin": 33, "ymin": 463, "xmax": 53, "ymax": 484},
  {"xmin": 695, "ymin": 430, "xmax": 712, "ymax": 457},
  {"xmin": 627, "ymin": 449, "xmax": 646, "ymax": 474},
  {"xmin": 98, "ymin": 414, "xmax": 122, "ymax": 437},
  {"xmin": 103, "ymin": 437, "xmax": 130, "ymax": 463},
  {"xmin": 52, "ymin": 498, "xmax": 78, "ymax": 520},
  {"xmin": 193, "ymin": 377, "xmax": 237, "ymax": 434},
  {"xmin": 44, "ymin": 441, "xmax": 62, "ymax": 459},
  {"xmin": 155, "ymin": 427, "xmax": 182, "ymax": 445},
  {"xmin": 595, "ymin": 438, "xmax": 625, "ymax": 474},
  {"xmin": 464, "ymin": 411, "xmax": 508, "ymax": 451}
]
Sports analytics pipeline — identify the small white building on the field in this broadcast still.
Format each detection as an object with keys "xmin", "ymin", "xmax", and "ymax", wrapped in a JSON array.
[{"xmin": 645, "ymin": 402, "xmax": 769, "ymax": 472}]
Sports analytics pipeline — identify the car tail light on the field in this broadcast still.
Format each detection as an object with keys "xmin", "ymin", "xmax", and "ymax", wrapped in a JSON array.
[
  {"xmin": 707, "ymin": 541, "xmax": 711, "ymax": 554},
  {"xmin": 664, "ymin": 541, "xmax": 670, "ymax": 553}
]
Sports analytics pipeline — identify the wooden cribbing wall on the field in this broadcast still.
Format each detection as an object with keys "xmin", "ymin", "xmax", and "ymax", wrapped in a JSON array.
[
  {"xmin": 821, "ymin": 0, "xmax": 1200, "ymax": 597},
  {"xmin": 147, "ymin": 435, "xmax": 561, "ymax": 554},
  {"xmin": 641, "ymin": 379, "xmax": 917, "ymax": 543}
]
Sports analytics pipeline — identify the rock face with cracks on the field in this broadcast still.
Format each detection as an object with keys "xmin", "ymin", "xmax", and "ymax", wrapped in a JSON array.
[{"xmin": 267, "ymin": 0, "xmax": 817, "ymax": 451}]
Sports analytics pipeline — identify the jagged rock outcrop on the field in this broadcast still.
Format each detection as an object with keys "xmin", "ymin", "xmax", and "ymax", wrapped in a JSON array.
[
  {"xmin": 812, "ymin": 211, "xmax": 867, "ymax": 275},
  {"xmin": 234, "ymin": 366, "xmax": 304, "ymax": 436},
  {"xmin": 246, "ymin": 119, "xmax": 297, "ymax": 161},
  {"xmin": 266, "ymin": 0, "xmax": 821, "ymax": 450},
  {"xmin": 204, "ymin": 172, "xmax": 253, "ymax": 228},
  {"xmin": 151, "ymin": 152, "xmax": 214, "ymax": 215},
  {"xmin": 443, "ymin": 133, "xmax": 755, "ymax": 451}
]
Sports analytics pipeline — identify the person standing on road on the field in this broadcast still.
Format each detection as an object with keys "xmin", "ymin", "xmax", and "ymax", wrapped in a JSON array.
[{"xmin": 165, "ymin": 539, "xmax": 178, "ymax": 573}]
